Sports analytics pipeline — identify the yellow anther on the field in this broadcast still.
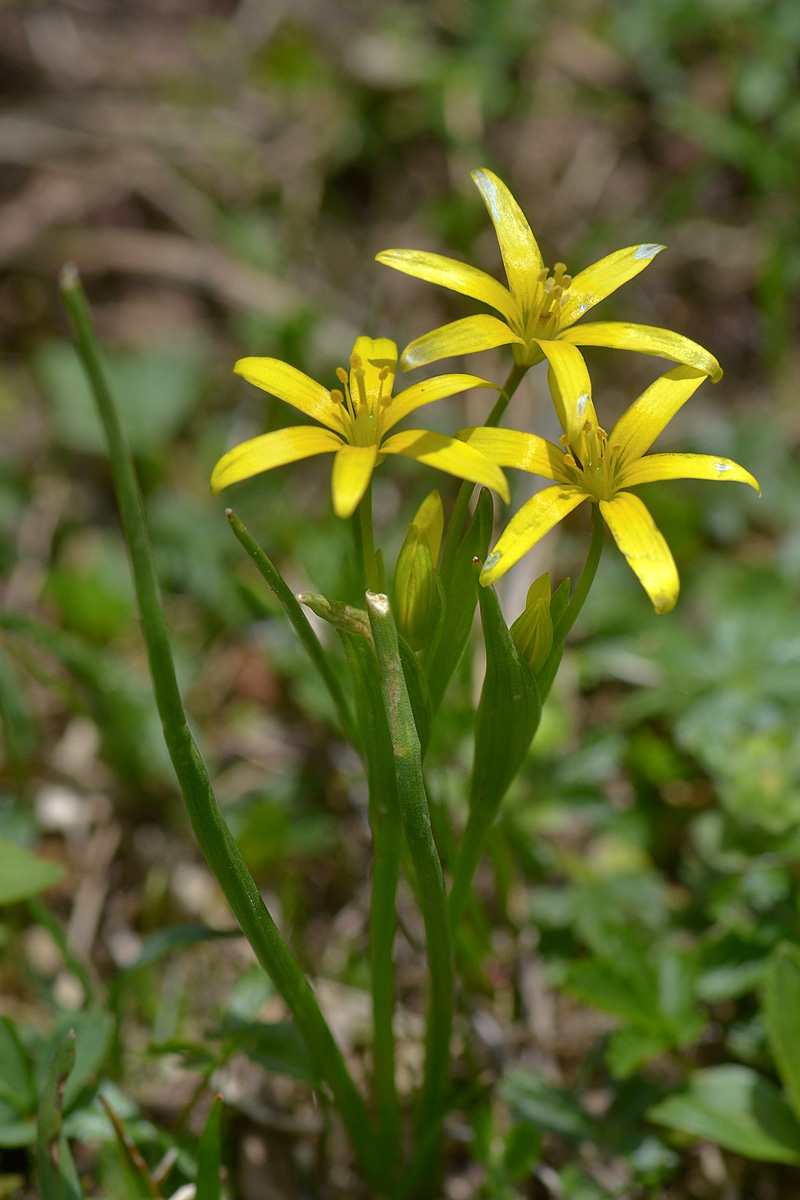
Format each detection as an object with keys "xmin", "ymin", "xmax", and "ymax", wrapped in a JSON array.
[
  {"xmin": 537, "ymin": 268, "xmax": 549, "ymax": 283},
  {"xmin": 330, "ymin": 388, "xmax": 345, "ymax": 404},
  {"xmin": 350, "ymin": 352, "xmax": 363, "ymax": 369},
  {"xmin": 379, "ymin": 366, "xmax": 389, "ymax": 380},
  {"xmin": 563, "ymin": 454, "xmax": 577, "ymax": 468},
  {"xmin": 558, "ymin": 433, "xmax": 569, "ymax": 447},
  {"xmin": 335, "ymin": 367, "xmax": 348, "ymax": 384},
  {"xmin": 560, "ymin": 274, "xmax": 572, "ymax": 289}
]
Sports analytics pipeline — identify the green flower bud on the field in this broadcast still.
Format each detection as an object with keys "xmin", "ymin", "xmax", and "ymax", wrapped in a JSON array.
[
  {"xmin": 509, "ymin": 572, "xmax": 553, "ymax": 673},
  {"xmin": 393, "ymin": 524, "xmax": 444, "ymax": 652}
]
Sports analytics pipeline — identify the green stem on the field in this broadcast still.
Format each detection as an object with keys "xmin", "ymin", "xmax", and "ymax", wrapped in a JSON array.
[
  {"xmin": 484, "ymin": 361, "xmax": 529, "ymax": 429},
  {"xmin": 59, "ymin": 265, "xmax": 384, "ymax": 1194},
  {"xmin": 360, "ymin": 484, "xmax": 382, "ymax": 592},
  {"xmin": 365, "ymin": 592, "xmax": 453, "ymax": 1178},
  {"xmin": 369, "ymin": 792, "xmax": 403, "ymax": 1165},
  {"xmin": 340, "ymin": 632, "xmax": 403, "ymax": 1179},
  {"xmin": 447, "ymin": 806, "xmax": 489, "ymax": 932},
  {"xmin": 226, "ymin": 509, "xmax": 359, "ymax": 747},
  {"xmin": 439, "ymin": 362, "xmax": 529, "ymax": 581},
  {"xmin": 538, "ymin": 503, "xmax": 605, "ymax": 698}
]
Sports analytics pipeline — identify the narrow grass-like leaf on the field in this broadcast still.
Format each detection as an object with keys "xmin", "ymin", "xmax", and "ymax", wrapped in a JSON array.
[
  {"xmin": 36, "ymin": 1031, "xmax": 83, "ymax": 1200},
  {"xmin": 195, "ymin": 1094, "xmax": 223, "ymax": 1200},
  {"xmin": 60, "ymin": 265, "xmax": 381, "ymax": 1192},
  {"xmin": 100, "ymin": 1095, "xmax": 160, "ymax": 1198},
  {"xmin": 423, "ymin": 489, "xmax": 493, "ymax": 710},
  {"xmin": 226, "ymin": 509, "xmax": 358, "ymax": 745},
  {"xmin": 765, "ymin": 943, "xmax": 800, "ymax": 1121},
  {"xmin": 366, "ymin": 592, "xmax": 453, "ymax": 1183}
]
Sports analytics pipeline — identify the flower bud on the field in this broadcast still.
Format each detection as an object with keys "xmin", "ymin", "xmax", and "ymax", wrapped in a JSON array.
[
  {"xmin": 509, "ymin": 572, "xmax": 553, "ymax": 673},
  {"xmin": 393, "ymin": 524, "xmax": 443, "ymax": 652}
]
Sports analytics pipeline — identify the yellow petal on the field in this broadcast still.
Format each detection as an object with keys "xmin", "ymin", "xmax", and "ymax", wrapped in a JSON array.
[
  {"xmin": 618, "ymin": 452, "xmax": 761, "ymax": 493},
  {"xmin": 400, "ymin": 315, "xmax": 524, "ymax": 371},
  {"xmin": 412, "ymin": 489, "xmax": 445, "ymax": 562},
  {"xmin": 459, "ymin": 426, "xmax": 571, "ymax": 483},
  {"xmin": 331, "ymin": 443, "xmax": 379, "ymax": 518},
  {"xmin": 234, "ymin": 357, "xmax": 344, "ymax": 432},
  {"xmin": 558, "ymin": 243, "xmax": 665, "ymax": 327},
  {"xmin": 375, "ymin": 249, "xmax": 519, "ymax": 324},
  {"xmin": 383, "ymin": 373, "xmax": 497, "ymax": 432},
  {"xmin": 557, "ymin": 323, "xmax": 723, "ymax": 382},
  {"xmin": 532, "ymin": 339, "xmax": 598, "ymax": 445},
  {"xmin": 480, "ymin": 485, "xmax": 587, "ymax": 585},
  {"xmin": 471, "ymin": 168, "xmax": 543, "ymax": 313},
  {"xmin": 609, "ymin": 366, "xmax": 708, "ymax": 465},
  {"xmin": 381, "ymin": 429, "xmax": 510, "ymax": 503},
  {"xmin": 210, "ymin": 425, "xmax": 342, "ymax": 494},
  {"xmin": 599, "ymin": 492, "xmax": 679, "ymax": 614},
  {"xmin": 350, "ymin": 337, "xmax": 398, "ymax": 406}
]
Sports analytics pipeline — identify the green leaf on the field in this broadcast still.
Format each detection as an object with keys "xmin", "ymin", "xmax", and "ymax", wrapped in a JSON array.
[
  {"xmin": 471, "ymin": 582, "xmax": 541, "ymax": 820},
  {"xmin": 35, "ymin": 1012, "xmax": 113, "ymax": 1113},
  {"xmin": 0, "ymin": 839, "xmax": 63, "ymax": 905},
  {"xmin": 99, "ymin": 1095, "xmax": 157, "ymax": 1200},
  {"xmin": 36, "ymin": 1031, "xmax": 84, "ymax": 1200},
  {"xmin": 196, "ymin": 1094, "xmax": 223, "ymax": 1200},
  {"xmin": 606, "ymin": 1027, "xmax": 665, "ymax": 1080},
  {"xmin": 500, "ymin": 1068, "xmax": 594, "ymax": 1142},
  {"xmin": 502, "ymin": 1123, "xmax": 542, "ymax": 1182},
  {"xmin": 0, "ymin": 1017, "xmax": 34, "ymax": 1114},
  {"xmin": 765, "ymin": 942, "xmax": 800, "ymax": 1121},
  {"xmin": 116, "ymin": 923, "xmax": 240, "ymax": 982},
  {"xmin": 398, "ymin": 634, "xmax": 433, "ymax": 758},
  {"xmin": 649, "ymin": 1065, "xmax": 800, "ymax": 1164},
  {"xmin": 216, "ymin": 1018, "xmax": 320, "ymax": 1087},
  {"xmin": 0, "ymin": 647, "xmax": 37, "ymax": 768},
  {"xmin": 423, "ymin": 488, "xmax": 493, "ymax": 710}
]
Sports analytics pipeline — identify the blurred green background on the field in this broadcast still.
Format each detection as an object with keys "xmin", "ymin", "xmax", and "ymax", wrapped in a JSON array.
[{"xmin": 1, "ymin": 0, "xmax": 799, "ymax": 1197}]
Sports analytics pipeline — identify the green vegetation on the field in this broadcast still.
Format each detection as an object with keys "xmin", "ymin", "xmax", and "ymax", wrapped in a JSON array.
[{"xmin": 1, "ymin": 1, "xmax": 798, "ymax": 1197}]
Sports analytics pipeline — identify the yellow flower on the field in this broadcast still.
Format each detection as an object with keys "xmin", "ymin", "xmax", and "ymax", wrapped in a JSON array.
[
  {"xmin": 461, "ymin": 361, "xmax": 759, "ymax": 613},
  {"xmin": 211, "ymin": 336, "xmax": 509, "ymax": 518},
  {"xmin": 376, "ymin": 168, "xmax": 722, "ymax": 390}
]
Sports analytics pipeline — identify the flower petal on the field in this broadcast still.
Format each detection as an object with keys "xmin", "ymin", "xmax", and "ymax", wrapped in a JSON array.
[
  {"xmin": 480, "ymin": 485, "xmax": 587, "ymax": 585},
  {"xmin": 557, "ymin": 323, "xmax": 723, "ymax": 382},
  {"xmin": 609, "ymin": 365, "xmax": 708, "ymax": 465},
  {"xmin": 618, "ymin": 452, "xmax": 761, "ymax": 493},
  {"xmin": 234, "ymin": 357, "xmax": 344, "ymax": 431},
  {"xmin": 471, "ymin": 168, "xmax": 544, "ymax": 313},
  {"xmin": 400, "ymin": 315, "xmax": 524, "ymax": 371},
  {"xmin": 350, "ymin": 336, "xmax": 398, "ymax": 406},
  {"xmin": 532, "ymin": 339, "xmax": 598, "ymax": 445},
  {"xmin": 599, "ymin": 492, "xmax": 679, "ymax": 614},
  {"xmin": 331, "ymin": 444, "xmax": 379, "ymax": 518},
  {"xmin": 559, "ymin": 243, "xmax": 665, "ymax": 327},
  {"xmin": 211, "ymin": 426, "xmax": 342, "ymax": 494},
  {"xmin": 381, "ymin": 429, "xmax": 510, "ymax": 503},
  {"xmin": 383, "ymin": 372, "xmax": 497, "ymax": 432},
  {"xmin": 459, "ymin": 427, "xmax": 571, "ymax": 483},
  {"xmin": 375, "ymin": 249, "xmax": 519, "ymax": 324}
]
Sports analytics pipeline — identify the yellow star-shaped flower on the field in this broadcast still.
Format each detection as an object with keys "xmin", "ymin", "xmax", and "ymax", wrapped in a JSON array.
[
  {"xmin": 377, "ymin": 168, "xmax": 722, "ymax": 389},
  {"xmin": 461, "ymin": 360, "xmax": 759, "ymax": 613},
  {"xmin": 211, "ymin": 337, "xmax": 509, "ymax": 518}
]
